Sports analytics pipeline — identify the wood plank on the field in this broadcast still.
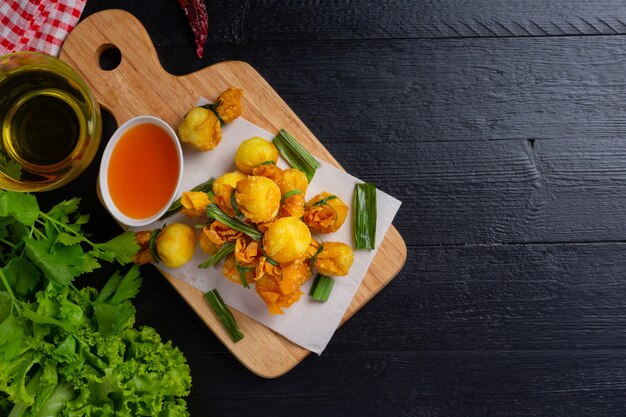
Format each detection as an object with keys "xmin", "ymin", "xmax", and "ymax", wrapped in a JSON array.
[
  {"xmin": 84, "ymin": 1, "xmax": 626, "ymax": 43},
  {"xmin": 179, "ymin": 351, "xmax": 626, "ymax": 417},
  {"xmin": 59, "ymin": 9, "xmax": 406, "ymax": 377},
  {"xmin": 329, "ymin": 137, "xmax": 626, "ymax": 245},
  {"xmin": 136, "ymin": 35, "xmax": 626, "ymax": 147},
  {"xmin": 330, "ymin": 243, "xmax": 626, "ymax": 351}
]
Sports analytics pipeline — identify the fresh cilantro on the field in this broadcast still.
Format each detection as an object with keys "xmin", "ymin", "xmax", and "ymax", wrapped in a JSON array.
[{"xmin": 0, "ymin": 192, "xmax": 192, "ymax": 415}]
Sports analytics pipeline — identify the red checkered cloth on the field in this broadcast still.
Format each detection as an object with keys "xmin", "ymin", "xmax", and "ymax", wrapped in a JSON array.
[{"xmin": 1, "ymin": 0, "xmax": 86, "ymax": 57}]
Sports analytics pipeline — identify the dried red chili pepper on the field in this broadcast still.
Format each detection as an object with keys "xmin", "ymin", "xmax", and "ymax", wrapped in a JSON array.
[{"xmin": 177, "ymin": 0, "xmax": 209, "ymax": 58}]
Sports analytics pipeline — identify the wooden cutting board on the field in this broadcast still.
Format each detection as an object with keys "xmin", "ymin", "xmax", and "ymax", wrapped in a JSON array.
[{"xmin": 60, "ymin": 9, "xmax": 407, "ymax": 378}]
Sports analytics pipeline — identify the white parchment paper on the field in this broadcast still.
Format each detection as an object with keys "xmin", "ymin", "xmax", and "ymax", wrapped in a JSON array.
[{"xmin": 136, "ymin": 108, "xmax": 401, "ymax": 354}]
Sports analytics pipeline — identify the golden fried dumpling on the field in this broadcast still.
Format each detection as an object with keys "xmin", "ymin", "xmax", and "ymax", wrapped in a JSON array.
[
  {"xmin": 304, "ymin": 192, "xmax": 349, "ymax": 234},
  {"xmin": 178, "ymin": 107, "xmax": 222, "ymax": 151},
  {"xmin": 276, "ymin": 168, "xmax": 308, "ymax": 195},
  {"xmin": 234, "ymin": 137, "xmax": 279, "ymax": 174},
  {"xmin": 262, "ymin": 216, "xmax": 311, "ymax": 264},
  {"xmin": 235, "ymin": 176, "xmax": 281, "ymax": 223},
  {"xmin": 156, "ymin": 223, "xmax": 197, "ymax": 268},
  {"xmin": 222, "ymin": 255, "xmax": 255, "ymax": 286},
  {"xmin": 215, "ymin": 87, "xmax": 243, "ymax": 124},
  {"xmin": 279, "ymin": 260, "xmax": 312, "ymax": 295},
  {"xmin": 198, "ymin": 226, "xmax": 218, "ymax": 255},
  {"xmin": 255, "ymin": 274, "xmax": 304, "ymax": 314},
  {"xmin": 279, "ymin": 193, "xmax": 305, "ymax": 219},
  {"xmin": 314, "ymin": 242, "xmax": 354, "ymax": 276},
  {"xmin": 213, "ymin": 171, "xmax": 248, "ymax": 195},
  {"xmin": 181, "ymin": 191, "xmax": 210, "ymax": 217},
  {"xmin": 252, "ymin": 163, "xmax": 283, "ymax": 183}
]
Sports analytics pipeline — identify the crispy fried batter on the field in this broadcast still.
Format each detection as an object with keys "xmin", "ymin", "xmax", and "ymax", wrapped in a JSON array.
[{"xmin": 216, "ymin": 87, "xmax": 243, "ymax": 123}]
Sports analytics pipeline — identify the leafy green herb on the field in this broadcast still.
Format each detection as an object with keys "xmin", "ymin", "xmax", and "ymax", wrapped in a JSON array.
[
  {"xmin": 204, "ymin": 289, "xmax": 244, "ymax": 343},
  {"xmin": 281, "ymin": 189, "xmax": 302, "ymax": 202},
  {"xmin": 272, "ymin": 129, "xmax": 319, "ymax": 182},
  {"xmin": 309, "ymin": 274, "xmax": 335, "ymax": 302},
  {"xmin": 206, "ymin": 204, "xmax": 262, "ymax": 241},
  {"xmin": 353, "ymin": 183, "xmax": 377, "ymax": 250},
  {"xmin": 312, "ymin": 194, "xmax": 337, "ymax": 207},
  {"xmin": 0, "ymin": 191, "xmax": 191, "ymax": 416},
  {"xmin": 161, "ymin": 177, "xmax": 215, "ymax": 219},
  {"xmin": 198, "ymin": 242, "xmax": 235, "ymax": 269}
]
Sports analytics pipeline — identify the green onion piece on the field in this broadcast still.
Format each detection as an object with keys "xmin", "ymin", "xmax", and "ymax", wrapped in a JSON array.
[
  {"xmin": 206, "ymin": 204, "xmax": 262, "ymax": 241},
  {"xmin": 258, "ymin": 160, "xmax": 276, "ymax": 166},
  {"xmin": 198, "ymin": 242, "xmax": 235, "ymax": 269},
  {"xmin": 229, "ymin": 192, "xmax": 242, "ymax": 218},
  {"xmin": 310, "ymin": 275, "xmax": 335, "ymax": 302},
  {"xmin": 281, "ymin": 189, "xmax": 302, "ymax": 202},
  {"xmin": 161, "ymin": 178, "xmax": 215, "ymax": 219},
  {"xmin": 234, "ymin": 259, "xmax": 252, "ymax": 289},
  {"xmin": 309, "ymin": 242, "xmax": 324, "ymax": 268},
  {"xmin": 353, "ymin": 183, "xmax": 377, "ymax": 250},
  {"xmin": 272, "ymin": 129, "xmax": 319, "ymax": 182},
  {"xmin": 204, "ymin": 289, "xmax": 244, "ymax": 343},
  {"xmin": 149, "ymin": 226, "xmax": 164, "ymax": 263},
  {"xmin": 312, "ymin": 194, "xmax": 337, "ymax": 207},
  {"xmin": 262, "ymin": 250, "xmax": 279, "ymax": 266},
  {"xmin": 201, "ymin": 103, "xmax": 225, "ymax": 126}
]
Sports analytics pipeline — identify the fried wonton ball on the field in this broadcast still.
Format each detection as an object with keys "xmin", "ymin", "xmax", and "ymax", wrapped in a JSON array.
[
  {"xmin": 276, "ymin": 168, "xmax": 308, "ymax": 195},
  {"xmin": 279, "ymin": 193, "xmax": 305, "ymax": 219},
  {"xmin": 252, "ymin": 163, "xmax": 283, "ymax": 183},
  {"xmin": 198, "ymin": 226, "xmax": 218, "ymax": 255},
  {"xmin": 222, "ymin": 255, "xmax": 255, "ymax": 286},
  {"xmin": 304, "ymin": 192, "xmax": 349, "ymax": 234},
  {"xmin": 262, "ymin": 216, "xmax": 311, "ymax": 264},
  {"xmin": 156, "ymin": 223, "xmax": 197, "ymax": 268},
  {"xmin": 178, "ymin": 107, "xmax": 222, "ymax": 151},
  {"xmin": 215, "ymin": 87, "xmax": 243, "ymax": 124},
  {"xmin": 279, "ymin": 260, "xmax": 312, "ymax": 296},
  {"xmin": 213, "ymin": 171, "xmax": 248, "ymax": 195},
  {"xmin": 235, "ymin": 176, "xmax": 281, "ymax": 223},
  {"xmin": 314, "ymin": 242, "xmax": 354, "ymax": 276},
  {"xmin": 181, "ymin": 191, "xmax": 210, "ymax": 218},
  {"xmin": 234, "ymin": 137, "xmax": 279, "ymax": 174},
  {"xmin": 255, "ymin": 274, "xmax": 304, "ymax": 314}
]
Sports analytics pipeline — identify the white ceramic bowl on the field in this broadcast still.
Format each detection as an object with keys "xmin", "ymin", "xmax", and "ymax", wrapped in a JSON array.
[{"xmin": 99, "ymin": 115, "xmax": 183, "ymax": 227}]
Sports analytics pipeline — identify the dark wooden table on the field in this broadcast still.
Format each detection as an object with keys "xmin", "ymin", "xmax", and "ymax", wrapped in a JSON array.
[{"xmin": 42, "ymin": 1, "xmax": 626, "ymax": 415}]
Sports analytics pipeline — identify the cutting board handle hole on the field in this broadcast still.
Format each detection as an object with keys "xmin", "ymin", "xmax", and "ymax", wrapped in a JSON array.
[{"xmin": 98, "ymin": 44, "xmax": 122, "ymax": 71}]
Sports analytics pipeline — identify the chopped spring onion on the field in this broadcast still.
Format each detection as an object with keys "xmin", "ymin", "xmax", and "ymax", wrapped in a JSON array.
[
  {"xmin": 258, "ymin": 160, "xmax": 276, "ymax": 166},
  {"xmin": 272, "ymin": 129, "xmax": 319, "ymax": 182},
  {"xmin": 309, "ymin": 242, "xmax": 324, "ymax": 267},
  {"xmin": 198, "ymin": 242, "xmax": 235, "ymax": 269},
  {"xmin": 234, "ymin": 259, "xmax": 252, "ymax": 289},
  {"xmin": 312, "ymin": 194, "xmax": 337, "ymax": 207},
  {"xmin": 149, "ymin": 225, "xmax": 164, "ymax": 263},
  {"xmin": 161, "ymin": 178, "xmax": 215, "ymax": 219},
  {"xmin": 281, "ymin": 189, "xmax": 302, "ymax": 202},
  {"xmin": 229, "ymin": 191, "xmax": 243, "ymax": 218},
  {"xmin": 309, "ymin": 275, "xmax": 335, "ymax": 302},
  {"xmin": 353, "ymin": 183, "xmax": 377, "ymax": 250},
  {"xmin": 201, "ymin": 103, "xmax": 225, "ymax": 126},
  {"xmin": 204, "ymin": 289, "xmax": 244, "ymax": 343},
  {"xmin": 206, "ymin": 204, "xmax": 262, "ymax": 241},
  {"xmin": 263, "ymin": 252, "xmax": 279, "ymax": 267}
]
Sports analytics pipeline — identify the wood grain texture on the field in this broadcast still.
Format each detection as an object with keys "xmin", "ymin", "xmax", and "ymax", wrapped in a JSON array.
[
  {"xmin": 85, "ymin": 0, "xmax": 626, "ymax": 43},
  {"xmin": 59, "ymin": 9, "xmax": 406, "ymax": 378},
  {"xmin": 47, "ymin": 1, "xmax": 626, "ymax": 416}
]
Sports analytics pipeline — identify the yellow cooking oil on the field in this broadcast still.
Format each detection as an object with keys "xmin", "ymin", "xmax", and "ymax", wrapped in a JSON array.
[{"xmin": 0, "ymin": 68, "xmax": 90, "ymax": 182}]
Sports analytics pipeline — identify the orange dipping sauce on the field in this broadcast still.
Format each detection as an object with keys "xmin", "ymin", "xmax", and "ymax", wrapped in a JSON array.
[{"xmin": 107, "ymin": 123, "xmax": 180, "ymax": 219}]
